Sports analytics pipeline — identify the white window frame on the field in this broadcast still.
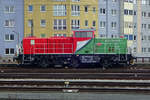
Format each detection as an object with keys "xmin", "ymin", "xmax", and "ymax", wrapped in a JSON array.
[
  {"xmin": 53, "ymin": 5, "xmax": 66, "ymax": 16},
  {"xmin": 40, "ymin": 5, "xmax": 46, "ymax": 12},
  {"xmin": 5, "ymin": 48, "xmax": 15, "ymax": 55},
  {"xmin": 71, "ymin": 5, "xmax": 80, "ymax": 16},
  {"xmin": 4, "ymin": 6, "xmax": 15, "ymax": 13},
  {"xmin": 100, "ymin": 21, "xmax": 106, "ymax": 28},
  {"xmin": 4, "ymin": 19, "xmax": 15, "ymax": 27},
  {"xmin": 4, "ymin": 34, "xmax": 15, "ymax": 41},
  {"xmin": 71, "ymin": 19, "xmax": 80, "ymax": 29},
  {"xmin": 40, "ymin": 19, "xmax": 46, "ymax": 27},
  {"xmin": 53, "ymin": 19, "xmax": 67, "ymax": 30}
]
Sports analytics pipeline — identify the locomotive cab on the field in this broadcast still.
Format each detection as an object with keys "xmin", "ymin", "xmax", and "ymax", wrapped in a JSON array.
[{"xmin": 73, "ymin": 29, "xmax": 95, "ymax": 38}]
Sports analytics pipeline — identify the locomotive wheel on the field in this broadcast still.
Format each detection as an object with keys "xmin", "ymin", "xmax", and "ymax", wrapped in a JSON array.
[
  {"xmin": 39, "ymin": 59, "xmax": 49, "ymax": 68},
  {"xmin": 72, "ymin": 59, "xmax": 80, "ymax": 68},
  {"xmin": 101, "ymin": 60, "xmax": 112, "ymax": 69}
]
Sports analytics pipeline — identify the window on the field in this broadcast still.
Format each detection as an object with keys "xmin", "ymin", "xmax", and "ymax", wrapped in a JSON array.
[
  {"xmin": 148, "ymin": 13, "xmax": 150, "ymax": 17},
  {"xmin": 40, "ymin": 34, "xmax": 46, "ymax": 37},
  {"xmin": 142, "ymin": 0, "xmax": 146, "ymax": 4},
  {"xmin": 133, "ymin": 47, "xmax": 136, "ymax": 52},
  {"xmin": 134, "ymin": 11, "xmax": 136, "ymax": 15},
  {"xmin": 129, "ymin": 10, "xmax": 133, "ymax": 15},
  {"xmin": 4, "ymin": 6, "xmax": 15, "ymax": 13},
  {"xmin": 124, "ymin": 22, "xmax": 133, "ymax": 28},
  {"xmin": 75, "ymin": 32, "xmax": 93, "ymax": 38},
  {"xmin": 148, "ymin": 48, "xmax": 150, "ymax": 52},
  {"xmin": 40, "ymin": 19, "xmax": 46, "ymax": 27},
  {"xmin": 85, "ymin": 20, "xmax": 88, "ymax": 27},
  {"xmin": 54, "ymin": 34, "xmax": 66, "ymax": 37},
  {"xmin": 124, "ymin": 0, "xmax": 133, "ymax": 3},
  {"xmin": 111, "ymin": 9, "xmax": 117, "ymax": 15},
  {"xmin": 142, "ymin": 48, "xmax": 146, "ymax": 53},
  {"xmin": 72, "ymin": 0, "xmax": 80, "ymax": 1},
  {"xmin": 71, "ymin": 5, "xmax": 80, "ymax": 16},
  {"xmin": 84, "ymin": 6, "xmax": 88, "ymax": 12},
  {"xmin": 5, "ymin": 48, "xmax": 15, "ymax": 55},
  {"xmin": 93, "ymin": 21, "xmax": 96, "ymax": 27},
  {"xmin": 142, "ymin": 12, "xmax": 146, "ymax": 17},
  {"xmin": 28, "ymin": 20, "xmax": 33, "ymax": 27},
  {"xmin": 124, "ymin": 9, "xmax": 133, "ymax": 15},
  {"xmin": 142, "ymin": 24, "xmax": 147, "ymax": 29},
  {"xmin": 111, "ymin": 22, "xmax": 117, "ymax": 29},
  {"xmin": 100, "ymin": 21, "xmax": 106, "ymax": 28},
  {"xmin": 54, "ymin": 19, "xmax": 66, "ymax": 30},
  {"xmin": 124, "ymin": 9, "xmax": 128, "ymax": 15},
  {"xmin": 134, "ymin": 35, "xmax": 136, "ymax": 40},
  {"xmin": 28, "ymin": 5, "xmax": 33, "ymax": 12},
  {"xmin": 53, "ymin": 5, "xmax": 66, "ymax": 16},
  {"xmin": 40, "ymin": 5, "xmax": 46, "ymax": 12},
  {"xmin": 4, "ymin": 19, "xmax": 15, "ymax": 27},
  {"xmin": 93, "ymin": 7, "xmax": 96, "ymax": 13},
  {"xmin": 129, "ymin": 35, "xmax": 133, "ymax": 40},
  {"xmin": 71, "ymin": 20, "xmax": 80, "ymax": 29},
  {"xmin": 100, "ymin": 8, "xmax": 106, "ymax": 15},
  {"xmin": 5, "ymin": 34, "xmax": 14, "ymax": 41},
  {"xmin": 112, "ymin": 0, "xmax": 117, "ymax": 2},
  {"xmin": 148, "ymin": 24, "xmax": 150, "ymax": 29}
]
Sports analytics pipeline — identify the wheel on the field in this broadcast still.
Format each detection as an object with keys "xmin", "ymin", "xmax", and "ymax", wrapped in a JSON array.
[
  {"xmin": 101, "ymin": 60, "xmax": 112, "ymax": 69},
  {"xmin": 72, "ymin": 59, "xmax": 80, "ymax": 68},
  {"xmin": 39, "ymin": 59, "xmax": 49, "ymax": 68}
]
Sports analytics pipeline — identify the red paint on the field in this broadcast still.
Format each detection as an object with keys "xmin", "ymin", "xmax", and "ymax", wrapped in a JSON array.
[
  {"xmin": 23, "ymin": 37, "xmax": 91, "ymax": 54},
  {"xmin": 96, "ymin": 43, "xmax": 102, "ymax": 46}
]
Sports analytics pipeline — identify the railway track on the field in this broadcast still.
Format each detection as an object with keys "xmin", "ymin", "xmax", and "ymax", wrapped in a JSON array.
[
  {"xmin": 0, "ymin": 79, "xmax": 150, "ymax": 92},
  {"xmin": 0, "ymin": 65, "xmax": 150, "ymax": 92},
  {"xmin": 0, "ymin": 67, "xmax": 150, "ymax": 74},
  {"xmin": 0, "ymin": 72, "xmax": 150, "ymax": 79}
]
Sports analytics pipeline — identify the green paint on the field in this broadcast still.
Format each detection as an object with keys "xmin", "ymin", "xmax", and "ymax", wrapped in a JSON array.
[{"xmin": 75, "ymin": 38, "xmax": 127, "ymax": 54}]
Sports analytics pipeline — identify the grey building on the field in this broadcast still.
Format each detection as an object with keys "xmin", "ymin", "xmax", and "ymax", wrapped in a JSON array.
[
  {"xmin": 0, "ymin": 0, "xmax": 24, "ymax": 62},
  {"xmin": 98, "ymin": 0, "xmax": 121, "ymax": 38},
  {"xmin": 133, "ymin": 0, "xmax": 150, "ymax": 57},
  {"xmin": 98, "ymin": 0, "xmax": 150, "ymax": 59}
]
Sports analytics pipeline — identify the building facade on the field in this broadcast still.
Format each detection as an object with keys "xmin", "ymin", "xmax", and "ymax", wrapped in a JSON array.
[
  {"xmin": 98, "ymin": 0, "xmax": 121, "ymax": 38},
  {"xmin": 0, "ymin": 0, "xmax": 24, "ymax": 61},
  {"xmin": 121, "ymin": 0, "xmax": 134, "ymax": 47},
  {"xmin": 24, "ymin": 0, "xmax": 98, "ymax": 38},
  {"xmin": 98, "ymin": 0, "xmax": 150, "ymax": 58},
  {"xmin": 98, "ymin": 0, "xmax": 134, "ymax": 47},
  {"xmin": 133, "ymin": 0, "xmax": 150, "ymax": 57}
]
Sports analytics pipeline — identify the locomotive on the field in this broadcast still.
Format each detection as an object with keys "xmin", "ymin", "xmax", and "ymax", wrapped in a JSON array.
[{"xmin": 14, "ymin": 29, "xmax": 134, "ymax": 68}]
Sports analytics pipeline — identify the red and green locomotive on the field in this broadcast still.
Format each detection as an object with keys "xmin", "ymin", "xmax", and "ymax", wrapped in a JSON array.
[{"xmin": 15, "ymin": 29, "xmax": 134, "ymax": 68}]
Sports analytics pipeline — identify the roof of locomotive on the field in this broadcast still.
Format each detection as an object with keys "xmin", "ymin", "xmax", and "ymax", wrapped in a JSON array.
[{"xmin": 23, "ymin": 36, "xmax": 73, "ymax": 39}]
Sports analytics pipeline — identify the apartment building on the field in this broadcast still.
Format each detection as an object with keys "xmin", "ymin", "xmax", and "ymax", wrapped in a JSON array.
[
  {"xmin": 98, "ymin": 0, "xmax": 134, "ymax": 48},
  {"xmin": 24, "ymin": 0, "xmax": 98, "ymax": 37},
  {"xmin": 121, "ymin": 0, "xmax": 134, "ymax": 47},
  {"xmin": 0, "ymin": 0, "xmax": 24, "ymax": 60},
  {"xmin": 98, "ymin": 0, "xmax": 121, "ymax": 38},
  {"xmin": 133, "ymin": 0, "xmax": 150, "ymax": 57}
]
